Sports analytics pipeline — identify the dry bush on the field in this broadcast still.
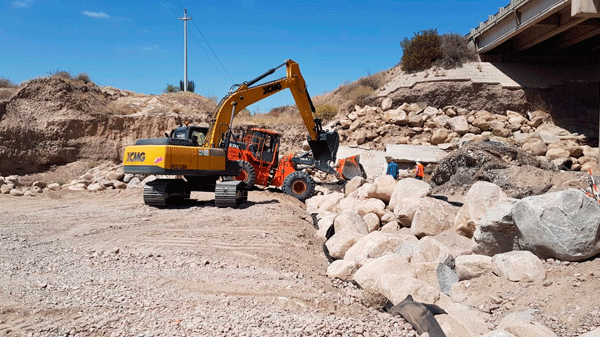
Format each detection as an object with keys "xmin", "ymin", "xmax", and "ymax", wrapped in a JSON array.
[
  {"xmin": 346, "ymin": 85, "xmax": 374, "ymax": 107},
  {"xmin": 360, "ymin": 290, "xmax": 389, "ymax": 311},
  {"xmin": 315, "ymin": 104, "xmax": 338, "ymax": 121},
  {"xmin": 0, "ymin": 89, "xmax": 14, "ymax": 101},
  {"xmin": 48, "ymin": 69, "xmax": 72, "ymax": 80},
  {"xmin": 356, "ymin": 73, "xmax": 385, "ymax": 90},
  {"xmin": 400, "ymin": 29, "xmax": 442, "ymax": 73},
  {"xmin": 435, "ymin": 33, "xmax": 478, "ymax": 69},
  {"xmin": 0, "ymin": 77, "xmax": 18, "ymax": 88},
  {"xmin": 75, "ymin": 73, "xmax": 92, "ymax": 84}
]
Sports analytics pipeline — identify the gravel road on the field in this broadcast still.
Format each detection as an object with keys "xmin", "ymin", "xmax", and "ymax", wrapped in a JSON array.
[{"xmin": 0, "ymin": 188, "xmax": 415, "ymax": 336}]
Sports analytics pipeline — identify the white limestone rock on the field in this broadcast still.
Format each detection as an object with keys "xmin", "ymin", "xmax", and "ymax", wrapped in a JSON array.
[
  {"xmin": 492, "ymin": 251, "xmax": 545, "ymax": 282},
  {"xmin": 327, "ymin": 260, "xmax": 358, "ymax": 281},
  {"xmin": 454, "ymin": 181, "xmax": 507, "ymax": 238},
  {"xmin": 455, "ymin": 254, "xmax": 492, "ymax": 280}
]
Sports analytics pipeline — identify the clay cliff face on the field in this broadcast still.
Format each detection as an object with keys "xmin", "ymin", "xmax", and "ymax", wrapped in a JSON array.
[{"xmin": 0, "ymin": 77, "xmax": 216, "ymax": 175}]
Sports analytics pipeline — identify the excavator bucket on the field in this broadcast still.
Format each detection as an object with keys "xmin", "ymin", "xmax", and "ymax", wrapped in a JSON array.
[
  {"xmin": 308, "ymin": 131, "xmax": 339, "ymax": 166},
  {"xmin": 337, "ymin": 155, "xmax": 367, "ymax": 180}
]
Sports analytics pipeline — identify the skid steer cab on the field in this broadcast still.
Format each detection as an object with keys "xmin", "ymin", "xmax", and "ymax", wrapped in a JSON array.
[{"xmin": 227, "ymin": 127, "xmax": 366, "ymax": 201}]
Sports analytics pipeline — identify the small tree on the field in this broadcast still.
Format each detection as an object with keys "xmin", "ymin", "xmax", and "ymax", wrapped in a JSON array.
[
  {"xmin": 400, "ymin": 29, "xmax": 441, "ymax": 73},
  {"xmin": 179, "ymin": 79, "xmax": 195, "ymax": 93},
  {"xmin": 163, "ymin": 84, "xmax": 180, "ymax": 93}
]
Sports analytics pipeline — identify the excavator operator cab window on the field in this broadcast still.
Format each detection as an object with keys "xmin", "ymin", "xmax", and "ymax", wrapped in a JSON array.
[
  {"xmin": 192, "ymin": 131, "xmax": 205, "ymax": 146},
  {"xmin": 172, "ymin": 130, "xmax": 187, "ymax": 139}
]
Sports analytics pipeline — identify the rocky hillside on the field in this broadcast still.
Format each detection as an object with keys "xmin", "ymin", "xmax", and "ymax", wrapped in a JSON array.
[{"xmin": 0, "ymin": 77, "xmax": 216, "ymax": 175}]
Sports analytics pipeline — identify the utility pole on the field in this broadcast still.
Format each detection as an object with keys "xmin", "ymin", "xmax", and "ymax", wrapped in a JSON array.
[{"xmin": 179, "ymin": 9, "xmax": 192, "ymax": 92}]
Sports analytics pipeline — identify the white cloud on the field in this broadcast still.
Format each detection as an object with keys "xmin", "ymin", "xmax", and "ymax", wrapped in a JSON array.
[
  {"xmin": 82, "ymin": 11, "xmax": 110, "ymax": 19},
  {"xmin": 12, "ymin": 0, "xmax": 34, "ymax": 8}
]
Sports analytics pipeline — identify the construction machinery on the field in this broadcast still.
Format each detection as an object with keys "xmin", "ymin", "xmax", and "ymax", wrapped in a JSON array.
[
  {"xmin": 122, "ymin": 59, "xmax": 361, "ymax": 206},
  {"xmin": 227, "ymin": 127, "xmax": 365, "ymax": 200}
]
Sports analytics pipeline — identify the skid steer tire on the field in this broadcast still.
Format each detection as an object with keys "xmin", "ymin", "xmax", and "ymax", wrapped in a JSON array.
[
  {"xmin": 235, "ymin": 161, "xmax": 256, "ymax": 189},
  {"xmin": 282, "ymin": 171, "xmax": 315, "ymax": 202}
]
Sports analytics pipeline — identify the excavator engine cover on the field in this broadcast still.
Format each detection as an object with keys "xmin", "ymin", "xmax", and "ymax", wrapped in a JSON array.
[
  {"xmin": 337, "ymin": 155, "xmax": 367, "ymax": 180},
  {"xmin": 308, "ymin": 131, "xmax": 339, "ymax": 165}
]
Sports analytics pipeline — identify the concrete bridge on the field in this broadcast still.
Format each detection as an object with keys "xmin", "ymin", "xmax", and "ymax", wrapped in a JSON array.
[{"xmin": 467, "ymin": 0, "xmax": 600, "ymax": 61}]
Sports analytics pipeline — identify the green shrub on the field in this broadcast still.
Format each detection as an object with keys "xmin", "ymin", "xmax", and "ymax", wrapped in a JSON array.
[
  {"xmin": 435, "ymin": 33, "xmax": 477, "ymax": 69},
  {"xmin": 315, "ymin": 104, "xmax": 338, "ymax": 121},
  {"xmin": 400, "ymin": 29, "xmax": 441, "ymax": 73},
  {"xmin": 0, "ymin": 77, "xmax": 17, "ymax": 88},
  {"xmin": 163, "ymin": 84, "xmax": 180, "ymax": 93}
]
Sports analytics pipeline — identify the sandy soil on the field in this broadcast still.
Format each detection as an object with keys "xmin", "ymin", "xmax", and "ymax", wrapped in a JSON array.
[{"xmin": 0, "ymin": 188, "xmax": 414, "ymax": 337}]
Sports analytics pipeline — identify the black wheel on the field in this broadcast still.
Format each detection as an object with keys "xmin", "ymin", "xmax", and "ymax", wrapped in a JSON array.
[
  {"xmin": 282, "ymin": 171, "xmax": 315, "ymax": 201},
  {"xmin": 235, "ymin": 161, "xmax": 256, "ymax": 188}
]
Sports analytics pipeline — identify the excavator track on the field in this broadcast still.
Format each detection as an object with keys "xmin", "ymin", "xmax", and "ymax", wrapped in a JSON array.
[
  {"xmin": 215, "ymin": 181, "xmax": 247, "ymax": 208},
  {"xmin": 143, "ymin": 179, "xmax": 189, "ymax": 206}
]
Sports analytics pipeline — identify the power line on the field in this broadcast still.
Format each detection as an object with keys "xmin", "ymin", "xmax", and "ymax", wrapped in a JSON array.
[
  {"xmin": 159, "ymin": 0, "xmax": 234, "ymax": 83},
  {"xmin": 190, "ymin": 19, "xmax": 234, "ymax": 82},
  {"xmin": 189, "ymin": 30, "xmax": 230, "ymax": 83}
]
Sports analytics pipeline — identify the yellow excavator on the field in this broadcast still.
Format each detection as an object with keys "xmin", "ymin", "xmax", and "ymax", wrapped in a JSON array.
[{"xmin": 122, "ymin": 60, "xmax": 361, "ymax": 207}]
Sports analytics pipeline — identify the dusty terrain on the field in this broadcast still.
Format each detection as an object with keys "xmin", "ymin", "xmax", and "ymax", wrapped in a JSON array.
[{"xmin": 0, "ymin": 187, "xmax": 417, "ymax": 337}]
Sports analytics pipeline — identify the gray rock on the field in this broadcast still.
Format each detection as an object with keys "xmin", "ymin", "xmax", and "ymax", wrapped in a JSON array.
[
  {"xmin": 492, "ymin": 251, "xmax": 545, "ymax": 282},
  {"xmin": 107, "ymin": 170, "xmax": 125, "ymax": 181},
  {"xmin": 5, "ymin": 175, "xmax": 20, "ymax": 187},
  {"xmin": 122, "ymin": 174, "xmax": 134, "ymax": 183},
  {"xmin": 114, "ymin": 181, "xmax": 127, "ymax": 189},
  {"xmin": 436, "ymin": 263, "xmax": 458, "ymax": 295},
  {"xmin": 473, "ymin": 199, "xmax": 519, "ymax": 256},
  {"xmin": 512, "ymin": 189, "xmax": 600, "ymax": 261}
]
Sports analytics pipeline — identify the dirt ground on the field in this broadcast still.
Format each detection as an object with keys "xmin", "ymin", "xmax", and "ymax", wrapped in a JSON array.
[{"xmin": 0, "ymin": 188, "xmax": 414, "ymax": 337}]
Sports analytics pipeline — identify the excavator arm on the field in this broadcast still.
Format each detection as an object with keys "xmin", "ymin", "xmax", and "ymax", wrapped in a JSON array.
[{"xmin": 205, "ymin": 60, "xmax": 339, "ymax": 168}]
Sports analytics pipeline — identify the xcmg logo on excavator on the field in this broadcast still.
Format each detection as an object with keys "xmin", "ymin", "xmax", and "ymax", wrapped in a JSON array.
[
  {"xmin": 263, "ymin": 82, "xmax": 282, "ymax": 95},
  {"xmin": 125, "ymin": 152, "xmax": 146, "ymax": 163}
]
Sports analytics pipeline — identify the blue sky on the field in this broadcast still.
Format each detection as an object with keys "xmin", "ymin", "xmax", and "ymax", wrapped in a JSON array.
[{"xmin": 1, "ymin": 0, "xmax": 508, "ymax": 112}]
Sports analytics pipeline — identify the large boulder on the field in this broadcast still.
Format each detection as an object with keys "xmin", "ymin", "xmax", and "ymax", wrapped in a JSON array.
[
  {"xmin": 378, "ymin": 274, "xmax": 440, "ymax": 305},
  {"xmin": 315, "ymin": 192, "xmax": 345, "ymax": 214},
  {"xmin": 362, "ymin": 213, "xmax": 380, "ymax": 232},
  {"xmin": 393, "ymin": 197, "xmax": 422, "ymax": 227},
  {"xmin": 325, "ymin": 231, "xmax": 365, "ymax": 260},
  {"xmin": 454, "ymin": 181, "xmax": 507, "ymax": 238},
  {"xmin": 448, "ymin": 116, "xmax": 469, "ymax": 134},
  {"xmin": 327, "ymin": 260, "xmax": 358, "ymax": 281},
  {"xmin": 366, "ymin": 174, "xmax": 397, "ymax": 204},
  {"xmin": 473, "ymin": 199, "xmax": 520, "ymax": 256},
  {"xmin": 512, "ymin": 189, "xmax": 600, "ymax": 261},
  {"xmin": 411, "ymin": 198, "xmax": 457, "ymax": 238},
  {"xmin": 344, "ymin": 176, "xmax": 366, "ymax": 196},
  {"xmin": 492, "ymin": 251, "xmax": 545, "ymax": 282},
  {"xmin": 355, "ymin": 198, "xmax": 386, "ymax": 218},
  {"xmin": 408, "ymin": 237, "xmax": 451, "ymax": 264},
  {"xmin": 389, "ymin": 178, "xmax": 432, "ymax": 212},
  {"xmin": 344, "ymin": 232, "xmax": 417, "ymax": 267},
  {"xmin": 455, "ymin": 254, "xmax": 492, "ymax": 280},
  {"xmin": 353, "ymin": 254, "xmax": 415, "ymax": 290},
  {"xmin": 333, "ymin": 211, "xmax": 369, "ymax": 235}
]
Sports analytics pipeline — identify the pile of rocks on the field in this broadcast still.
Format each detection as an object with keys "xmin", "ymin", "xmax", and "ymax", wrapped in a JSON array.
[
  {"xmin": 0, "ymin": 163, "xmax": 145, "ymax": 197},
  {"xmin": 333, "ymin": 98, "xmax": 599, "ymax": 173},
  {"xmin": 307, "ymin": 175, "xmax": 600, "ymax": 336}
]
